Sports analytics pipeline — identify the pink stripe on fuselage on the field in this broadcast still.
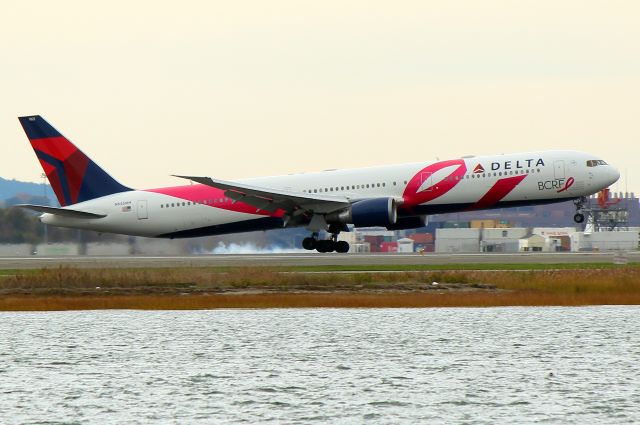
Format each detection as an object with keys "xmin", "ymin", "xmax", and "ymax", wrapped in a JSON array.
[{"xmin": 145, "ymin": 184, "xmax": 284, "ymax": 217}]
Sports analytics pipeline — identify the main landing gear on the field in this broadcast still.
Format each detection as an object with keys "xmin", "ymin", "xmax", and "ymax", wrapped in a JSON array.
[
  {"xmin": 302, "ymin": 228, "xmax": 350, "ymax": 253},
  {"xmin": 573, "ymin": 197, "xmax": 587, "ymax": 224}
]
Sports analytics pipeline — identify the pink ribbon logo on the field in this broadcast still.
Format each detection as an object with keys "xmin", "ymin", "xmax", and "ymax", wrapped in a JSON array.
[{"xmin": 557, "ymin": 177, "xmax": 575, "ymax": 193}]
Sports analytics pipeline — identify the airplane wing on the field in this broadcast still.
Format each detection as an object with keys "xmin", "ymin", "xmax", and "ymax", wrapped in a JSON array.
[
  {"xmin": 173, "ymin": 175, "xmax": 351, "ymax": 214},
  {"xmin": 15, "ymin": 204, "xmax": 107, "ymax": 219}
]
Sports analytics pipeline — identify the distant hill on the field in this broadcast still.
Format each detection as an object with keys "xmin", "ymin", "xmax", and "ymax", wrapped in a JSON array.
[{"xmin": 0, "ymin": 177, "xmax": 57, "ymax": 206}]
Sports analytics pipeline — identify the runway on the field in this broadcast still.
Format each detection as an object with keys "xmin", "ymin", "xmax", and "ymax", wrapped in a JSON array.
[{"xmin": 0, "ymin": 251, "xmax": 636, "ymax": 269}]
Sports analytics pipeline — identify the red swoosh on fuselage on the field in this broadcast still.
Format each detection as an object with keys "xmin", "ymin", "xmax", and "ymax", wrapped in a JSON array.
[
  {"xmin": 467, "ymin": 175, "xmax": 527, "ymax": 210},
  {"xmin": 145, "ymin": 185, "xmax": 285, "ymax": 217}
]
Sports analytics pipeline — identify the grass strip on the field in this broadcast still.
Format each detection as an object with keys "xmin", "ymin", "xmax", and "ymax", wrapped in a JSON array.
[{"xmin": 1, "ymin": 265, "xmax": 640, "ymax": 310}]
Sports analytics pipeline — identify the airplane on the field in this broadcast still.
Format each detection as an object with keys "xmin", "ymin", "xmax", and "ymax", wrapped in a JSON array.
[{"xmin": 16, "ymin": 115, "xmax": 620, "ymax": 253}]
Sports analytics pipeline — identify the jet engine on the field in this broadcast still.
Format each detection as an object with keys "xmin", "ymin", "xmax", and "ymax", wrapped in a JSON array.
[
  {"xmin": 326, "ymin": 198, "xmax": 397, "ymax": 228},
  {"xmin": 386, "ymin": 215, "xmax": 428, "ymax": 230}
]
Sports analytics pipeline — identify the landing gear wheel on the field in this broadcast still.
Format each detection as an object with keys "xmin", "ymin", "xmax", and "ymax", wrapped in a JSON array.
[
  {"xmin": 335, "ymin": 240, "xmax": 350, "ymax": 253},
  {"xmin": 316, "ymin": 240, "xmax": 335, "ymax": 253},
  {"xmin": 572, "ymin": 197, "xmax": 587, "ymax": 225},
  {"xmin": 302, "ymin": 237, "xmax": 316, "ymax": 250}
]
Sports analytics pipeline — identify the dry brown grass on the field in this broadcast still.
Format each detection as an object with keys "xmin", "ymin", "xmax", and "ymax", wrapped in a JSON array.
[
  {"xmin": 0, "ymin": 267, "xmax": 477, "ymax": 295},
  {"xmin": 2, "ymin": 291, "xmax": 640, "ymax": 311},
  {"xmin": 1, "ymin": 266, "xmax": 640, "ymax": 310}
]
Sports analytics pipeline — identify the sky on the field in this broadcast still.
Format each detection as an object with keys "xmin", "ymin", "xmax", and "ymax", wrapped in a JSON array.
[{"xmin": 1, "ymin": 1, "xmax": 639, "ymax": 193}]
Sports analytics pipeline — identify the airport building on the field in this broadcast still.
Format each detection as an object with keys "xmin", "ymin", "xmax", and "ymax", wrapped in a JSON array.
[
  {"xmin": 432, "ymin": 227, "xmax": 638, "ymax": 253},
  {"xmin": 434, "ymin": 228, "xmax": 481, "ymax": 253}
]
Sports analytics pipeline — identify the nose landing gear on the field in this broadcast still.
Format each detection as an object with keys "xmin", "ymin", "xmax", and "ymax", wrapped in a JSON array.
[{"xmin": 573, "ymin": 197, "xmax": 587, "ymax": 224}]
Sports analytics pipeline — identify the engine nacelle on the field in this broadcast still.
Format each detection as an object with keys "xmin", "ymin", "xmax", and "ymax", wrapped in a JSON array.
[
  {"xmin": 386, "ymin": 215, "xmax": 428, "ymax": 230},
  {"xmin": 326, "ymin": 198, "xmax": 397, "ymax": 228}
]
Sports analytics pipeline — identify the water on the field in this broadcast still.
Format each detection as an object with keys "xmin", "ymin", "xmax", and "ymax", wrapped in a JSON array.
[{"xmin": 1, "ymin": 307, "xmax": 639, "ymax": 424}]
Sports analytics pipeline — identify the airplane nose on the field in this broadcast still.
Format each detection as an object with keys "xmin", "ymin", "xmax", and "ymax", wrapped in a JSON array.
[{"xmin": 610, "ymin": 167, "xmax": 621, "ymax": 185}]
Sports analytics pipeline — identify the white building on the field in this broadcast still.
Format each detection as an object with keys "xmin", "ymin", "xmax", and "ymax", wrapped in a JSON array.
[
  {"xmin": 532, "ymin": 227, "xmax": 578, "ymax": 238},
  {"xmin": 481, "ymin": 228, "xmax": 528, "ymax": 252},
  {"xmin": 0, "ymin": 244, "xmax": 33, "ymax": 256},
  {"xmin": 397, "ymin": 238, "xmax": 415, "ymax": 253},
  {"xmin": 435, "ymin": 228, "xmax": 481, "ymax": 253},
  {"xmin": 570, "ymin": 231, "xmax": 639, "ymax": 252}
]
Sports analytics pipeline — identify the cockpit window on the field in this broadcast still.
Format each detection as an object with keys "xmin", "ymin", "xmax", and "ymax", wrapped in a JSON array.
[{"xmin": 586, "ymin": 160, "xmax": 608, "ymax": 167}]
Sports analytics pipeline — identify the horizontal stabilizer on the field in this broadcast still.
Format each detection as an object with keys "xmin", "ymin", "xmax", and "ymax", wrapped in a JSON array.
[{"xmin": 15, "ymin": 204, "xmax": 106, "ymax": 219}]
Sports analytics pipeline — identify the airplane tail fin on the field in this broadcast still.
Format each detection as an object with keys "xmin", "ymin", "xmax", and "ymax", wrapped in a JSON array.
[{"xmin": 18, "ymin": 115, "xmax": 132, "ymax": 206}]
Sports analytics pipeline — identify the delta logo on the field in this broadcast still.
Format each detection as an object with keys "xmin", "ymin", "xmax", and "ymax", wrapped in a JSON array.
[{"xmin": 473, "ymin": 164, "xmax": 485, "ymax": 174}]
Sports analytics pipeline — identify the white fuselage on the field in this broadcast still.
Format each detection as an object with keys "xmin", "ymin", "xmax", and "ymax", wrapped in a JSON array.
[{"xmin": 40, "ymin": 150, "xmax": 620, "ymax": 238}]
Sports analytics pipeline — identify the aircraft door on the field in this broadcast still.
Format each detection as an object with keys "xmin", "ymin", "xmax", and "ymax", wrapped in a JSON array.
[
  {"xmin": 137, "ymin": 200, "xmax": 149, "ymax": 220},
  {"xmin": 554, "ymin": 160, "xmax": 565, "ymax": 179}
]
